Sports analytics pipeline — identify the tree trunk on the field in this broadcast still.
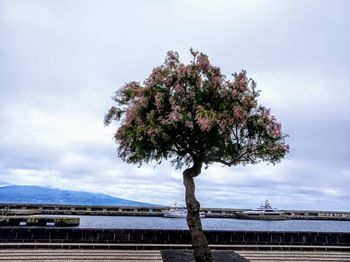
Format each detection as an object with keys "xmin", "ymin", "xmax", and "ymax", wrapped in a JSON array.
[{"xmin": 183, "ymin": 160, "xmax": 213, "ymax": 262}]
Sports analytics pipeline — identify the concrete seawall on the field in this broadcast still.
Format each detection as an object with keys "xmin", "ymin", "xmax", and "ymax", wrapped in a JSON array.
[
  {"xmin": 1, "ymin": 203, "xmax": 350, "ymax": 220},
  {"xmin": 1, "ymin": 227, "xmax": 349, "ymax": 247}
]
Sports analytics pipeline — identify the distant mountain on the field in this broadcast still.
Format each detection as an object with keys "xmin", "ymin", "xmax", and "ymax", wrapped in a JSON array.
[{"xmin": 0, "ymin": 185, "xmax": 157, "ymax": 206}]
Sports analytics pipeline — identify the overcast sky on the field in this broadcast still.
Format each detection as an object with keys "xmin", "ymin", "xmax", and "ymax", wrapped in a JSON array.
[{"xmin": 0, "ymin": 0, "xmax": 349, "ymax": 211}]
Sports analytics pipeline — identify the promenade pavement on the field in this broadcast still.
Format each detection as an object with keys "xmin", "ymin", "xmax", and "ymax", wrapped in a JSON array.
[{"xmin": 1, "ymin": 248, "xmax": 350, "ymax": 261}]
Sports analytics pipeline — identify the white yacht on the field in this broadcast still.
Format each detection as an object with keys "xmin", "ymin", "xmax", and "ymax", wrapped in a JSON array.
[
  {"xmin": 162, "ymin": 203, "xmax": 205, "ymax": 218},
  {"xmin": 235, "ymin": 200, "xmax": 288, "ymax": 220}
]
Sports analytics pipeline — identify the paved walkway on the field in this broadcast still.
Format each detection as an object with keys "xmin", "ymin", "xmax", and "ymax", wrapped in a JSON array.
[
  {"xmin": 1, "ymin": 249, "xmax": 350, "ymax": 262},
  {"xmin": 235, "ymin": 250, "xmax": 350, "ymax": 261},
  {"xmin": 0, "ymin": 249, "xmax": 163, "ymax": 261}
]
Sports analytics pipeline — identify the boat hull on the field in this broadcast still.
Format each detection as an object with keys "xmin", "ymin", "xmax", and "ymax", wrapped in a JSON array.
[
  {"xmin": 163, "ymin": 214, "xmax": 186, "ymax": 218},
  {"xmin": 162, "ymin": 211, "xmax": 205, "ymax": 218},
  {"xmin": 162, "ymin": 203, "xmax": 205, "ymax": 218},
  {"xmin": 234, "ymin": 212, "xmax": 289, "ymax": 220}
]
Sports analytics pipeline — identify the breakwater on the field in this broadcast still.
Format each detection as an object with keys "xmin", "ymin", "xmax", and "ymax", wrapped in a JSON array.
[
  {"xmin": 0, "ymin": 216, "xmax": 79, "ymax": 227},
  {"xmin": 1, "ymin": 203, "xmax": 350, "ymax": 220},
  {"xmin": 1, "ymin": 227, "xmax": 349, "ymax": 248}
]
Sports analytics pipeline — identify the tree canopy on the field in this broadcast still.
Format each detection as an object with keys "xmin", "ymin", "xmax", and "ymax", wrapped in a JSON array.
[{"xmin": 105, "ymin": 49, "xmax": 289, "ymax": 170}]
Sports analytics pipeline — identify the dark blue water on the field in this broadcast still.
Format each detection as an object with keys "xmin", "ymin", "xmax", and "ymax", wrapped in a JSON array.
[{"xmin": 68, "ymin": 215, "xmax": 350, "ymax": 232}]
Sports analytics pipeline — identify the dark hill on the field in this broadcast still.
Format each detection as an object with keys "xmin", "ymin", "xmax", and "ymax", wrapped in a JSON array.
[{"xmin": 0, "ymin": 185, "xmax": 156, "ymax": 206}]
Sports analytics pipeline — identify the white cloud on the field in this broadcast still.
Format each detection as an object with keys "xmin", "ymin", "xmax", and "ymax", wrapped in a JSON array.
[{"xmin": 0, "ymin": 0, "xmax": 349, "ymax": 210}]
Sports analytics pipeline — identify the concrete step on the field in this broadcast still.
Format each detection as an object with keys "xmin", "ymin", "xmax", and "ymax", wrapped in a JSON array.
[
  {"xmin": 237, "ymin": 251, "xmax": 350, "ymax": 257},
  {"xmin": 241, "ymin": 257, "xmax": 350, "ymax": 261},
  {"xmin": 244, "ymin": 257, "xmax": 350, "ymax": 262},
  {"xmin": 0, "ymin": 250, "xmax": 161, "ymax": 254},
  {"xmin": 236, "ymin": 251, "xmax": 350, "ymax": 262},
  {"xmin": 0, "ymin": 257, "xmax": 163, "ymax": 261},
  {"xmin": 0, "ymin": 260, "xmax": 162, "ymax": 262},
  {"xmin": 0, "ymin": 249, "xmax": 163, "ymax": 261},
  {"xmin": 1, "ymin": 248, "xmax": 350, "ymax": 262}
]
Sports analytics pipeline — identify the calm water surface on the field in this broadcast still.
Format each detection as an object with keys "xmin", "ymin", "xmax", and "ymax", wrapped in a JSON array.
[{"xmin": 67, "ymin": 215, "xmax": 350, "ymax": 232}]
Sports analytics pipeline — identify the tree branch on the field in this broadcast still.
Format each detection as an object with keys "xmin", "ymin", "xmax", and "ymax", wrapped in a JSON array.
[{"xmin": 209, "ymin": 158, "xmax": 237, "ymax": 166}]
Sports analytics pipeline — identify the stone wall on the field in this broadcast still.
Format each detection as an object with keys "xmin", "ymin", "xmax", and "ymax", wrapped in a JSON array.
[{"xmin": 0, "ymin": 227, "xmax": 349, "ymax": 246}]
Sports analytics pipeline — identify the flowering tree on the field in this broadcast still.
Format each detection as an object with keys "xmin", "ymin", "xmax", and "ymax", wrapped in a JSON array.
[{"xmin": 105, "ymin": 50, "xmax": 289, "ymax": 262}]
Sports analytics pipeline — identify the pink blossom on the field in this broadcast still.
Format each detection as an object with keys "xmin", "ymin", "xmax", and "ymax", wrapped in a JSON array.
[
  {"xmin": 146, "ymin": 110, "xmax": 156, "ymax": 123},
  {"xmin": 187, "ymin": 90, "xmax": 196, "ymax": 100},
  {"xmin": 196, "ymin": 54, "xmax": 209, "ymax": 69},
  {"xmin": 167, "ymin": 111, "xmax": 182, "ymax": 123},
  {"xmin": 165, "ymin": 51, "xmax": 178, "ymax": 66},
  {"xmin": 126, "ymin": 82, "xmax": 141, "ymax": 97},
  {"xmin": 175, "ymin": 84, "xmax": 183, "ymax": 93},
  {"xmin": 151, "ymin": 67, "xmax": 162, "ymax": 81},
  {"xmin": 211, "ymin": 66, "xmax": 220, "ymax": 75},
  {"xmin": 239, "ymin": 78, "xmax": 247, "ymax": 91},
  {"xmin": 258, "ymin": 119, "xmax": 265, "ymax": 128},
  {"xmin": 216, "ymin": 112, "xmax": 232, "ymax": 131},
  {"xmin": 213, "ymin": 76, "xmax": 222, "ymax": 85},
  {"xmin": 169, "ymin": 96, "xmax": 176, "ymax": 106},
  {"xmin": 195, "ymin": 106, "xmax": 213, "ymax": 131},
  {"xmin": 125, "ymin": 105, "xmax": 138, "ymax": 125},
  {"xmin": 162, "ymin": 105, "xmax": 183, "ymax": 124},
  {"xmin": 197, "ymin": 116, "xmax": 212, "ymax": 131},
  {"xmin": 270, "ymin": 122, "xmax": 281, "ymax": 137},
  {"xmin": 154, "ymin": 93, "xmax": 163, "ymax": 112},
  {"xmin": 139, "ymin": 97, "xmax": 148, "ymax": 108},
  {"xmin": 237, "ymin": 71, "xmax": 248, "ymax": 91},
  {"xmin": 186, "ymin": 65, "xmax": 193, "ymax": 75},
  {"xmin": 217, "ymin": 118, "xmax": 227, "ymax": 131},
  {"xmin": 144, "ymin": 67, "xmax": 163, "ymax": 86},
  {"xmin": 231, "ymin": 89, "xmax": 238, "ymax": 98},
  {"xmin": 173, "ymin": 105, "xmax": 181, "ymax": 113},
  {"xmin": 177, "ymin": 64, "xmax": 186, "ymax": 77},
  {"xmin": 262, "ymin": 108, "xmax": 271, "ymax": 119},
  {"xmin": 128, "ymin": 82, "xmax": 139, "ymax": 90},
  {"xmin": 165, "ymin": 76, "xmax": 173, "ymax": 87},
  {"xmin": 233, "ymin": 106, "xmax": 243, "ymax": 121}
]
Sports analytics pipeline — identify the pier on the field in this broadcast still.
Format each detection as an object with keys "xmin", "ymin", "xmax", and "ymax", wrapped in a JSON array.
[
  {"xmin": 0, "ymin": 216, "xmax": 80, "ymax": 227},
  {"xmin": 1, "ymin": 203, "xmax": 350, "ymax": 220}
]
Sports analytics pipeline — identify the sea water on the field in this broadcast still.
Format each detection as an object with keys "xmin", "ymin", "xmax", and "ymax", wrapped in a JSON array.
[{"xmin": 66, "ymin": 215, "xmax": 350, "ymax": 232}]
